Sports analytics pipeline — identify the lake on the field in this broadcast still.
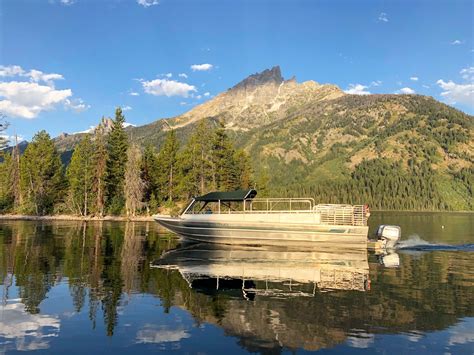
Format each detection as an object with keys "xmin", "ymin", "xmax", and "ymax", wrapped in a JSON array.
[{"xmin": 0, "ymin": 212, "xmax": 473, "ymax": 354}]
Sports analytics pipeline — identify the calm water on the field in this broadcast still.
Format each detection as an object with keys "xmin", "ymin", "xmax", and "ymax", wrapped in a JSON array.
[{"xmin": 0, "ymin": 212, "xmax": 473, "ymax": 354}]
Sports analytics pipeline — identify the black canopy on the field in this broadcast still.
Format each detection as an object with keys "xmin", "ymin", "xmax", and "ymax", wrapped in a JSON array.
[{"xmin": 194, "ymin": 189, "xmax": 257, "ymax": 202}]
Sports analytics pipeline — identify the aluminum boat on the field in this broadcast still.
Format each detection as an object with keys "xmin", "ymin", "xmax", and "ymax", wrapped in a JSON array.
[{"xmin": 154, "ymin": 189, "xmax": 372, "ymax": 248}]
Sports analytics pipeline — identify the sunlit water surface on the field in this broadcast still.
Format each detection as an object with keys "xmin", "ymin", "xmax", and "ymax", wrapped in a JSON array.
[{"xmin": 0, "ymin": 212, "xmax": 473, "ymax": 354}]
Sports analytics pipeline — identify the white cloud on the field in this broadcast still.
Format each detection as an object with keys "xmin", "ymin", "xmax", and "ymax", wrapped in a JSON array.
[
  {"xmin": 422, "ymin": 84, "xmax": 430, "ymax": 89},
  {"xmin": 190, "ymin": 63, "xmax": 213, "ymax": 72},
  {"xmin": 129, "ymin": 91, "xmax": 140, "ymax": 96},
  {"xmin": 203, "ymin": 92, "xmax": 210, "ymax": 97},
  {"xmin": 451, "ymin": 39, "xmax": 463, "ymax": 45},
  {"xmin": 0, "ymin": 65, "xmax": 24, "ymax": 77},
  {"xmin": 122, "ymin": 105, "xmax": 132, "ymax": 111},
  {"xmin": 178, "ymin": 73, "xmax": 188, "ymax": 79},
  {"xmin": 60, "ymin": 0, "xmax": 75, "ymax": 5},
  {"xmin": 196, "ymin": 95, "xmax": 202, "ymax": 99},
  {"xmin": 141, "ymin": 78, "xmax": 196, "ymax": 97},
  {"xmin": 436, "ymin": 80, "xmax": 473, "ymax": 106},
  {"xmin": 410, "ymin": 76, "xmax": 419, "ymax": 81},
  {"xmin": 397, "ymin": 87, "xmax": 415, "ymax": 94},
  {"xmin": 460, "ymin": 66, "xmax": 474, "ymax": 81},
  {"xmin": 65, "ymin": 98, "xmax": 90, "ymax": 113},
  {"xmin": 165, "ymin": 73, "xmax": 172, "ymax": 78},
  {"xmin": 0, "ymin": 81, "xmax": 72, "ymax": 119},
  {"xmin": 370, "ymin": 80, "xmax": 382, "ymax": 87},
  {"xmin": 179, "ymin": 102, "xmax": 188, "ymax": 106},
  {"xmin": 137, "ymin": 0, "xmax": 159, "ymax": 7},
  {"xmin": 378, "ymin": 12, "xmax": 388, "ymax": 22},
  {"xmin": 344, "ymin": 84, "xmax": 370, "ymax": 95},
  {"xmin": 0, "ymin": 65, "xmax": 64, "ymax": 87},
  {"xmin": 435, "ymin": 66, "xmax": 474, "ymax": 107}
]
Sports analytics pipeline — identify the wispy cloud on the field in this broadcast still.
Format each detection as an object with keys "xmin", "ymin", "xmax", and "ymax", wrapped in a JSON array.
[
  {"xmin": 410, "ymin": 76, "xmax": 419, "ymax": 81},
  {"xmin": 203, "ymin": 92, "xmax": 210, "ymax": 97},
  {"xmin": 129, "ymin": 91, "xmax": 140, "ymax": 96},
  {"xmin": 370, "ymin": 80, "xmax": 382, "ymax": 87},
  {"xmin": 396, "ymin": 87, "xmax": 415, "ymax": 94},
  {"xmin": 344, "ymin": 84, "xmax": 370, "ymax": 95},
  {"xmin": 137, "ymin": 0, "xmax": 159, "ymax": 7},
  {"xmin": 451, "ymin": 39, "xmax": 463, "ymax": 45},
  {"xmin": 178, "ymin": 73, "xmax": 188, "ymax": 79},
  {"xmin": 141, "ymin": 78, "xmax": 196, "ymax": 97},
  {"xmin": 122, "ymin": 105, "xmax": 132, "ymax": 111},
  {"xmin": 65, "ymin": 98, "xmax": 90, "ymax": 112},
  {"xmin": 377, "ymin": 12, "xmax": 388, "ymax": 22},
  {"xmin": 60, "ymin": 0, "xmax": 75, "ymax": 5},
  {"xmin": 190, "ymin": 63, "xmax": 213, "ymax": 72}
]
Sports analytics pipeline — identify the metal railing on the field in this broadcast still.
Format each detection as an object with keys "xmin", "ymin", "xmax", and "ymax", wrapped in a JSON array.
[
  {"xmin": 245, "ymin": 198, "xmax": 315, "ymax": 212},
  {"xmin": 313, "ymin": 204, "xmax": 368, "ymax": 226}
]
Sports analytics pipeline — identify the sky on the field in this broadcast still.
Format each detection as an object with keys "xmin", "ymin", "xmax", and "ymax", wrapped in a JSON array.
[{"xmin": 0, "ymin": 0, "xmax": 473, "ymax": 143}]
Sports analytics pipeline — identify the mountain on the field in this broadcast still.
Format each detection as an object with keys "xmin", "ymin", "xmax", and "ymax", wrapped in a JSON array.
[{"xmin": 19, "ymin": 66, "xmax": 474, "ymax": 210}]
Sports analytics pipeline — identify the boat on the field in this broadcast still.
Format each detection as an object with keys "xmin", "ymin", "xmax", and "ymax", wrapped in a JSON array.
[{"xmin": 154, "ymin": 189, "xmax": 379, "ymax": 248}]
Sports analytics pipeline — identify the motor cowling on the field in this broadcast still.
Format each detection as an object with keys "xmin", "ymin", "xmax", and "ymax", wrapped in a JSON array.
[{"xmin": 375, "ymin": 225, "xmax": 401, "ymax": 249}]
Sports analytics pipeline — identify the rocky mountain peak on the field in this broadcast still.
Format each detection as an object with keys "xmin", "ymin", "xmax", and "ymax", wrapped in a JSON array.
[{"xmin": 230, "ymin": 66, "xmax": 285, "ymax": 91}]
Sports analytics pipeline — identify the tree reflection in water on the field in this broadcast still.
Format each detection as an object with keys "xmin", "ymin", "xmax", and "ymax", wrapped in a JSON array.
[{"xmin": 0, "ymin": 220, "xmax": 473, "ymax": 353}]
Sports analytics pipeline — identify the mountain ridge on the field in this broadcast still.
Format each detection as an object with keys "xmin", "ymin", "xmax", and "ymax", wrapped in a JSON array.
[{"xmin": 6, "ymin": 66, "xmax": 473, "ymax": 210}]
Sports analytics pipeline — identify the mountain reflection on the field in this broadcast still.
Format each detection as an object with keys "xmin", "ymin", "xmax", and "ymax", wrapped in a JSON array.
[{"xmin": 0, "ymin": 221, "xmax": 473, "ymax": 353}]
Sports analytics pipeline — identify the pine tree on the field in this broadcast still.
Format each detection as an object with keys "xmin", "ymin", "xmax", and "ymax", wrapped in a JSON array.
[
  {"xmin": 105, "ymin": 108, "xmax": 129, "ymax": 214},
  {"xmin": 124, "ymin": 144, "xmax": 145, "ymax": 217},
  {"xmin": 0, "ymin": 114, "xmax": 8, "ymax": 150},
  {"xmin": 93, "ymin": 123, "xmax": 108, "ymax": 217},
  {"xmin": 211, "ymin": 122, "xmax": 238, "ymax": 190},
  {"xmin": 11, "ymin": 136, "xmax": 22, "ymax": 210},
  {"xmin": 19, "ymin": 130, "xmax": 65, "ymax": 215},
  {"xmin": 157, "ymin": 130, "xmax": 179, "ymax": 202},
  {"xmin": 67, "ymin": 135, "xmax": 96, "ymax": 216},
  {"xmin": 141, "ymin": 144, "xmax": 160, "ymax": 210},
  {"xmin": 177, "ymin": 120, "xmax": 213, "ymax": 198},
  {"xmin": 0, "ymin": 153, "xmax": 13, "ymax": 212},
  {"xmin": 234, "ymin": 149, "xmax": 253, "ymax": 189}
]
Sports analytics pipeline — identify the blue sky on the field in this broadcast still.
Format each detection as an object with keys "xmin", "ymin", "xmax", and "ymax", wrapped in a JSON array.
[{"xmin": 0, "ymin": 0, "xmax": 472, "ymax": 142}]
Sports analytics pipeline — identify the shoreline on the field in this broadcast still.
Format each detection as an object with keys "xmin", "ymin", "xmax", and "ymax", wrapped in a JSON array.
[
  {"xmin": 0, "ymin": 209, "xmax": 472, "ymax": 222},
  {"xmin": 0, "ymin": 214, "xmax": 155, "ymax": 222}
]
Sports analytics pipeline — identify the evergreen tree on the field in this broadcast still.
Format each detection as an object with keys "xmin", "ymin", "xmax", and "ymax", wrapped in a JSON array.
[
  {"xmin": 67, "ymin": 135, "xmax": 96, "ymax": 216},
  {"xmin": 211, "ymin": 122, "xmax": 239, "ymax": 190},
  {"xmin": 141, "ymin": 144, "xmax": 160, "ymax": 211},
  {"xmin": 177, "ymin": 120, "xmax": 213, "ymax": 198},
  {"xmin": 0, "ymin": 114, "xmax": 8, "ymax": 150},
  {"xmin": 105, "ymin": 108, "xmax": 129, "ymax": 214},
  {"xmin": 157, "ymin": 130, "xmax": 179, "ymax": 202},
  {"xmin": 233, "ymin": 149, "xmax": 253, "ymax": 189},
  {"xmin": 0, "ymin": 153, "xmax": 13, "ymax": 211},
  {"xmin": 19, "ymin": 130, "xmax": 65, "ymax": 215},
  {"xmin": 11, "ymin": 137, "xmax": 22, "ymax": 210},
  {"xmin": 124, "ymin": 144, "xmax": 145, "ymax": 217},
  {"xmin": 93, "ymin": 123, "xmax": 108, "ymax": 216}
]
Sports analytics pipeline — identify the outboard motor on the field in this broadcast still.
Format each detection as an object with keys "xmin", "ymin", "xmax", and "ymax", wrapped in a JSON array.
[{"xmin": 375, "ymin": 225, "xmax": 401, "ymax": 249}]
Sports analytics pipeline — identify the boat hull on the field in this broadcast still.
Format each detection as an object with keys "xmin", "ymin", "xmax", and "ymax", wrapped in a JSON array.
[{"xmin": 154, "ymin": 215, "xmax": 368, "ymax": 248}]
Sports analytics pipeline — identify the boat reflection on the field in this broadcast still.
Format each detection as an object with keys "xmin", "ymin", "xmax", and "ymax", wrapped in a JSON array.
[{"xmin": 152, "ymin": 243, "xmax": 371, "ymax": 297}]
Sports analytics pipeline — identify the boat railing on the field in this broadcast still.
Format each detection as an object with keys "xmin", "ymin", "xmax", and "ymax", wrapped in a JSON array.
[
  {"xmin": 245, "ymin": 198, "xmax": 315, "ymax": 212},
  {"xmin": 313, "ymin": 204, "xmax": 368, "ymax": 226}
]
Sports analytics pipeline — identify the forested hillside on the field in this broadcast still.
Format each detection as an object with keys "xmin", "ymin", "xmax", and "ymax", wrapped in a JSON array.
[{"xmin": 1, "ymin": 67, "xmax": 473, "ymax": 214}]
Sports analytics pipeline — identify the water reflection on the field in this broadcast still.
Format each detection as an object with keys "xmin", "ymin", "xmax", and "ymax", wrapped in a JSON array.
[
  {"xmin": 0, "ymin": 219, "xmax": 473, "ymax": 354},
  {"xmin": 152, "ymin": 243, "xmax": 371, "ymax": 296}
]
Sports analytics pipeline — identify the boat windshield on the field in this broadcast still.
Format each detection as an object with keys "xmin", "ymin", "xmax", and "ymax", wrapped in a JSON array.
[{"xmin": 184, "ymin": 200, "xmax": 245, "ymax": 214}]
